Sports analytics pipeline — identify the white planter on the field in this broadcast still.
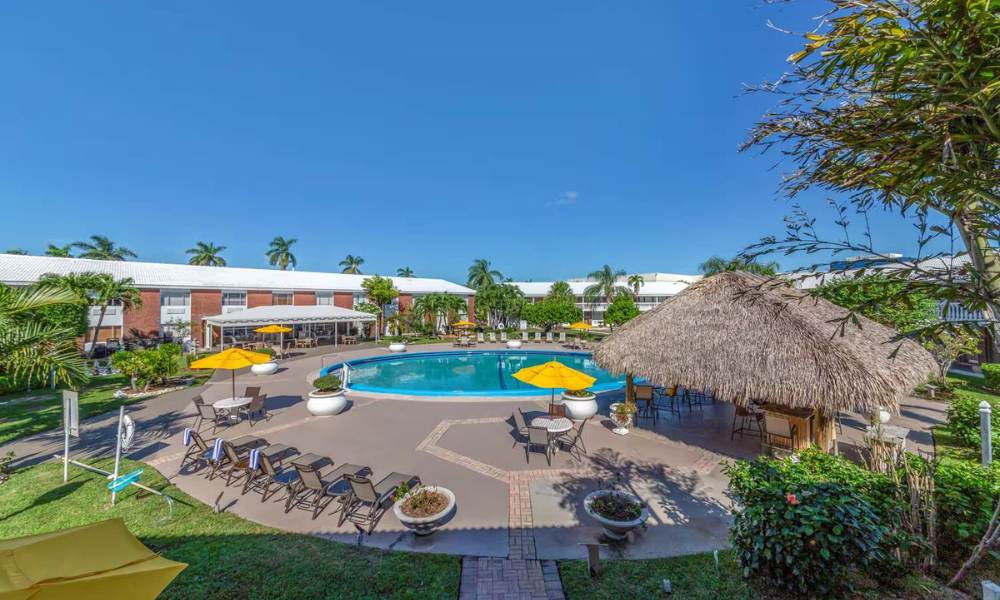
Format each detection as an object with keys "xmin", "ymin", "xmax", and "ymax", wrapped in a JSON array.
[
  {"xmin": 506, "ymin": 340, "xmax": 522, "ymax": 349},
  {"xmin": 393, "ymin": 486, "xmax": 456, "ymax": 536},
  {"xmin": 609, "ymin": 402, "xmax": 633, "ymax": 435},
  {"xmin": 388, "ymin": 342, "xmax": 407, "ymax": 353},
  {"xmin": 584, "ymin": 490, "xmax": 649, "ymax": 541},
  {"xmin": 560, "ymin": 391, "xmax": 598, "ymax": 421},
  {"xmin": 251, "ymin": 361, "xmax": 279, "ymax": 376},
  {"xmin": 306, "ymin": 389, "xmax": 347, "ymax": 416}
]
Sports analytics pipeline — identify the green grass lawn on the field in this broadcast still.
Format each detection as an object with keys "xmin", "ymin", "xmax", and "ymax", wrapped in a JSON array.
[
  {"xmin": 0, "ymin": 459, "xmax": 460, "ymax": 599},
  {"xmin": 0, "ymin": 368, "xmax": 210, "ymax": 445}
]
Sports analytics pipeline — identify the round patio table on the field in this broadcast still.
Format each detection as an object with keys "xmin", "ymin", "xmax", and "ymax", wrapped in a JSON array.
[
  {"xmin": 213, "ymin": 397, "xmax": 252, "ymax": 422},
  {"xmin": 531, "ymin": 416, "xmax": 573, "ymax": 454}
]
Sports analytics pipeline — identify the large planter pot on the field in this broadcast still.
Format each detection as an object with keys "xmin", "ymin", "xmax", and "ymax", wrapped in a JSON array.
[
  {"xmin": 388, "ymin": 342, "xmax": 407, "ymax": 353},
  {"xmin": 560, "ymin": 391, "xmax": 598, "ymax": 421},
  {"xmin": 609, "ymin": 402, "xmax": 633, "ymax": 435},
  {"xmin": 583, "ymin": 490, "xmax": 649, "ymax": 541},
  {"xmin": 506, "ymin": 340, "xmax": 522, "ymax": 349},
  {"xmin": 306, "ymin": 389, "xmax": 347, "ymax": 416},
  {"xmin": 393, "ymin": 486, "xmax": 456, "ymax": 536},
  {"xmin": 251, "ymin": 361, "xmax": 279, "ymax": 376}
]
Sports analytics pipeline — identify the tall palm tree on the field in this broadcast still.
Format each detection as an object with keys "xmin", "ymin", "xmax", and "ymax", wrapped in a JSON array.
[
  {"xmin": 266, "ymin": 237, "xmax": 298, "ymax": 270},
  {"xmin": 0, "ymin": 284, "xmax": 89, "ymax": 388},
  {"xmin": 186, "ymin": 241, "xmax": 227, "ymax": 266},
  {"xmin": 627, "ymin": 274, "xmax": 645, "ymax": 295},
  {"xmin": 467, "ymin": 259, "xmax": 502, "ymax": 289},
  {"xmin": 396, "ymin": 266, "xmax": 415, "ymax": 277},
  {"xmin": 699, "ymin": 256, "xmax": 780, "ymax": 276},
  {"xmin": 71, "ymin": 235, "xmax": 137, "ymax": 261},
  {"xmin": 340, "ymin": 255, "xmax": 365, "ymax": 274},
  {"xmin": 546, "ymin": 281, "xmax": 574, "ymax": 304},
  {"xmin": 583, "ymin": 265, "xmax": 629, "ymax": 304},
  {"xmin": 45, "ymin": 244, "xmax": 73, "ymax": 257},
  {"xmin": 40, "ymin": 273, "xmax": 142, "ymax": 357}
]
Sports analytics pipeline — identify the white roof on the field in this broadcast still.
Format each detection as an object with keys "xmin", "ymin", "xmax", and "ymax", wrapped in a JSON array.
[
  {"xmin": 0, "ymin": 254, "xmax": 473, "ymax": 295},
  {"xmin": 793, "ymin": 254, "xmax": 972, "ymax": 289},
  {"xmin": 203, "ymin": 305, "xmax": 376, "ymax": 326},
  {"xmin": 509, "ymin": 280, "xmax": 690, "ymax": 297}
]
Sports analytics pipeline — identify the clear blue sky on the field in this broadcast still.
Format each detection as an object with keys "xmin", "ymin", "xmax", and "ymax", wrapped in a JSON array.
[{"xmin": 0, "ymin": 1, "xmax": 927, "ymax": 282}]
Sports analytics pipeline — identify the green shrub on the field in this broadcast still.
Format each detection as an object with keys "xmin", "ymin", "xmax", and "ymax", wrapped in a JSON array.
[
  {"xmin": 312, "ymin": 375, "xmax": 342, "ymax": 392},
  {"xmin": 934, "ymin": 459, "xmax": 1000, "ymax": 552},
  {"xmin": 983, "ymin": 363, "xmax": 1000, "ymax": 391},
  {"xmin": 730, "ymin": 482, "xmax": 885, "ymax": 597},
  {"xmin": 946, "ymin": 395, "xmax": 1000, "ymax": 455},
  {"xmin": 256, "ymin": 346, "xmax": 276, "ymax": 358}
]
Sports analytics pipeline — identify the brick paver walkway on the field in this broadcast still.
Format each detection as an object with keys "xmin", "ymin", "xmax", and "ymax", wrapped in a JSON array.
[{"xmin": 459, "ymin": 557, "xmax": 565, "ymax": 600}]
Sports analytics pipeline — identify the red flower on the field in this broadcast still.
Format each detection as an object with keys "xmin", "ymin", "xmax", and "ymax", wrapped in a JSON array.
[{"xmin": 786, "ymin": 493, "xmax": 800, "ymax": 505}]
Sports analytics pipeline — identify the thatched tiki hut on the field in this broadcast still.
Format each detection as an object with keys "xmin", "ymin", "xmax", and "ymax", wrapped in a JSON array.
[{"xmin": 593, "ymin": 271, "xmax": 937, "ymax": 452}]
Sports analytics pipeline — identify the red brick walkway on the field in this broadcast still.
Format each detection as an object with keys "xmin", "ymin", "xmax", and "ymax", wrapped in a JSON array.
[{"xmin": 459, "ymin": 557, "xmax": 565, "ymax": 600}]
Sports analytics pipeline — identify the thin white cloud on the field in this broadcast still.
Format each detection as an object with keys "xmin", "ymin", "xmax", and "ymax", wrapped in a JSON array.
[{"xmin": 547, "ymin": 191, "xmax": 578, "ymax": 207}]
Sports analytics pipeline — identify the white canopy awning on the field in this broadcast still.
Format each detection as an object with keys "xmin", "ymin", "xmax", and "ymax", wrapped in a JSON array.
[{"xmin": 203, "ymin": 305, "xmax": 376, "ymax": 327}]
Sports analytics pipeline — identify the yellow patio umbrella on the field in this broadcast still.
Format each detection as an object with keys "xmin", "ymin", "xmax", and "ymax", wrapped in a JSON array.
[
  {"xmin": 568, "ymin": 320, "xmax": 592, "ymax": 344},
  {"xmin": 255, "ymin": 324, "xmax": 292, "ymax": 356},
  {"xmin": 190, "ymin": 348, "xmax": 272, "ymax": 400},
  {"xmin": 451, "ymin": 320, "xmax": 476, "ymax": 328},
  {"xmin": 0, "ymin": 518, "xmax": 186, "ymax": 600},
  {"xmin": 512, "ymin": 359, "xmax": 597, "ymax": 403}
]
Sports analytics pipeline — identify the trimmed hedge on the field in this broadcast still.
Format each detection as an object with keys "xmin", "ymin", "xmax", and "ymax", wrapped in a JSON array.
[
  {"xmin": 946, "ymin": 394, "xmax": 1000, "ymax": 457},
  {"xmin": 983, "ymin": 363, "xmax": 1000, "ymax": 392}
]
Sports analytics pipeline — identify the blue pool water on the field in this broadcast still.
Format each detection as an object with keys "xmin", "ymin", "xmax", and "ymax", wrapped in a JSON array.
[{"xmin": 321, "ymin": 350, "xmax": 627, "ymax": 396}]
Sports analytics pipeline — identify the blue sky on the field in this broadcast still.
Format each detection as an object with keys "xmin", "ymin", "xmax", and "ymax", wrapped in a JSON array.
[{"xmin": 0, "ymin": 1, "xmax": 930, "ymax": 282}]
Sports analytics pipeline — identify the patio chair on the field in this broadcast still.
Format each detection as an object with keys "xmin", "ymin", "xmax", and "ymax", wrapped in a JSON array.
[
  {"xmin": 512, "ymin": 409, "xmax": 530, "ymax": 447},
  {"xmin": 524, "ymin": 425, "xmax": 554, "ymax": 466},
  {"xmin": 500, "ymin": 331, "xmax": 508, "ymax": 342},
  {"xmin": 682, "ymin": 387, "xmax": 704, "ymax": 412},
  {"xmin": 558, "ymin": 417, "xmax": 590, "ymax": 459},
  {"xmin": 654, "ymin": 386, "xmax": 682, "ymax": 418},
  {"xmin": 238, "ymin": 394, "xmax": 269, "ymax": 427},
  {"xmin": 548, "ymin": 403, "xmax": 566, "ymax": 418},
  {"xmin": 341, "ymin": 472, "xmax": 421, "ymax": 534},
  {"xmin": 242, "ymin": 446, "xmax": 301, "ymax": 502},
  {"xmin": 192, "ymin": 396, "xmax": 229, "ymax": 434},
  {"xmin": 521, "ymin": 331, "xmax": 529, "ymax": 342},
  {"xmin": 243, "ymin": 386, "xmax": 261, "ymax": 399},
  {"xmin": 477, "ymin": 332, "xmax": 485, "ymax": 343},
  {"xmin": 558, "ymin": 332, "xmax": 567, "ymax": 345},
  {"xmin": 634, "ymin": 385, "xmax": 657, "ymax": 423},
  {"xmin": 488, "ymin": 332, "xmax": 497, "ymax": 343},
  {"xmin": 289, "ymin": 462, "xmax": 369, "ymax": 519},
  {"xmin": 533, "ymin": 332, "xmax": 542, "ymax": 343},
  {"xmin": 217, "ymin": 435, "xmax": 269, "ymax": 484},
  {"xmin": 545, "ymin": 332, "xmax": 554, "ymax": 343},
  {"xmin": 762, "ymin": 414, "xmax": 798, "ymax": 454},
  {"xmin": 731, "ymin": 405, "xmax": 762, "ymax": 440},
  {"xmin": 179, "ymin": 430, "xmax": 213, "ymax": 473}
]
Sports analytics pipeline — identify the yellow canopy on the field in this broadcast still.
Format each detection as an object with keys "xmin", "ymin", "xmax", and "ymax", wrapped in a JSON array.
[
  {"xmin": 451, "ymin": 320, "xmax": 475, "ymax": 328},
  {"xmin": 569, "ymin": 321, "xmax": 592, "ymax": 331},
  {"xmin": 512, "ymin": 360, "xmax": 596, "ymax": 393},
  {"xmin": 189, "ymin": 348, "xmax": 272, "ymax": 370},
  {"xmin": 254, "ymin": 324, "xmax": 292, "ymax": 334},
  {"xmin": 0, "ymin": 519, "xmax": 186, "ymax": 600}
]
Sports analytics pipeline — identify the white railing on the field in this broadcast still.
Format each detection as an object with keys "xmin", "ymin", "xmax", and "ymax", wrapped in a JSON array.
[{"xmin": 938, "ymin": 302, "xmax": 987, "ymax": 323}]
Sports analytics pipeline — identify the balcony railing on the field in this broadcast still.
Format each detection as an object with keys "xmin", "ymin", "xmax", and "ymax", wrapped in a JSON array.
[{"xmin": 938, "ymin": 302, "xmax": 987, "ymax": 323}]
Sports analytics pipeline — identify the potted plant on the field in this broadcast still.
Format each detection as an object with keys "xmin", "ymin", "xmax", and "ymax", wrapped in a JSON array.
[
  {"xmin": 561, "ymin": 388, "xmax": 598, "ymax": 421},
  {"xmin": 608, "ymin": 401, "xmax": 636, "ymax": 435},
  {"xmin": 306, "ymin": 374, "xmax": 347, "ymax": 416},
  {"xmin": 387, "ymin": 338, "xmax": 407, "ymax": 353},
  {"xmin": 583, "ymin": 489, "xmax": 649, "ymax": 541},
  {"xmin": 251, "ymin": 346, "xmax": 279, "ymax": 376},
  {"xmin": 392, "ymin": 482, "xmax": 455, "ymax": 536}
]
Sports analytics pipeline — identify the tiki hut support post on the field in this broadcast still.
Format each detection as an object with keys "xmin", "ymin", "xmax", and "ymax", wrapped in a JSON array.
[{"xmin": 625, "ymin": 373, "xmax": 634, "ymax": 404}]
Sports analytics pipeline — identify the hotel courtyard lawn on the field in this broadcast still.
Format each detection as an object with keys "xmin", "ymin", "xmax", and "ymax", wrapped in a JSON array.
[{"xmin": 0, "ymin": 458, "xmax": 460, "ymax": 600}]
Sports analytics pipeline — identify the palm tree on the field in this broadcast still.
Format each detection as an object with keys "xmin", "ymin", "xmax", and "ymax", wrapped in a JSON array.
[
  {"xmin": 546, "ymin": 281, "xmax": 575, "ymax": 304},
  {"xmin": 467, "ymin": 259, "xmax": 503, "ymax": 289},
  {"xmin": 266, "ymin": 237, "xmax": 298, "ymax": 270},
  {"xmin": 3, "ymin": 249, "xmax": 27, "ymax": 255},
  {"xmin": 340, "ymin": 255, "xmax": 365, "ymax": 274},
  {"xmin": 0, "ymin": 284, "xmax": 89, "ymax": 388},
  {"xmin": 42, "ymin": 273, "xmax": 141, "ymax": 357},
  {"xmin": 186, "ymin": 241, "xmax": 227, "ymax": 266},
  {"xmin": 627, "ymin": 274, "xmax": 645, "ymax": 295},
  {"xmin": 71, "ymin": 235, "xmax": 137, "ymax": 261},
  {"xmin": 699, "ymin": 256, "xmax": 780, "ymax": 276},
  {"xmin": 583, "ymin": 265, "xmax": 629, "ymax": 304},
  {"xmin": 45, "ymin": 244, "xmax": 73, "ymax": 257},
  {"xmin": 396, "ymin": 266, "xmax": 415, "ymax": 277}
]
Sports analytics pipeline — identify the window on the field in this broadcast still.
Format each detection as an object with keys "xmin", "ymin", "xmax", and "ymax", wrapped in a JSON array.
[
  {"xmin": 316, "ymin": 292, "xmax": 333, "ymax": 306},
  {"xmin": 352, "ymin": 293, "xmax": 367, "ymax": 307},
  {"xmin": 160, "ymin": 290, "xmax": 190, "ymax": 306},
  {"xmin": 272, "ymin": 292, "xmax": 293, "ymax": 306},
  {"xmin": 222, "ymin": 291, "xmax": 247, "ymax": 307}
]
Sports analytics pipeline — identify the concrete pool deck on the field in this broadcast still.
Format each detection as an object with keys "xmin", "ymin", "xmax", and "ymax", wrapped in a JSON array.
[{"xmin": 1, "ymin": 342, "xmax": 946, "ymax": 563}]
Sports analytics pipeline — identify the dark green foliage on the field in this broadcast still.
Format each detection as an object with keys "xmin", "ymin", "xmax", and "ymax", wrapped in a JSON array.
[
  {"xmin": 729, "ymin": 481, "xmax": 885, "ymax": 597},
  {"xmin": 946, "ymin": 394, "xmax": 1000, "ymax": 456},
  {"xmin": 312, "ymin": 374, "xmax": 342, "ymax": 392},
  {"xmin": 603, "ymin": 295, "xmax": 640, "ymax": 327},
  {"xmin": 813, "ymin": 274, "xmax": 938, "ymax": 333},
  {"xmin": 28, "ymin": 303, "xmax": 89, "ymax": 337},
  {"xmin": 522, "ymin": 299, "xmax": 580, "ymax": 331},
  {"xmin": 982, "ymin": 364, "xmax": 1000, "ymax": 392},
  {"xmin": 935, "ymin": 459, "xmax": 1000, "ymax": 552}
]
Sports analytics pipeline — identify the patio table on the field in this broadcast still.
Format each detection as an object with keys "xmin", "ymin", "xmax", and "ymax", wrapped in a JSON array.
[
  {"xmin": 531, "ymin": 416, "xmax": 573, "ymax": 454},
  {"xmin": 213, "ymin": 397, "xmax": 252, "ymax": 423}
]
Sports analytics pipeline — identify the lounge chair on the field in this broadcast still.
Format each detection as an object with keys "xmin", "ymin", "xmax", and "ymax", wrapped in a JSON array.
[
  {"xmin": 238, "ymin": 394, "xmax": 268, "ymax": 427},
  {"xmin": 242, "ymin": 445, "xmax": 301, "ymax": 503},
  {"xmin": 533, "ymin": 332, "xmax": 542, "ymax": 343},
  {"xmin": 500, "ymin": 331, "xmax": 508, "ymax": 342},
  {"xmin": 524, "ymin": 425, "xmax": 554, "ymax": 466},
  {"xmin": 290, "ymin": 462, "xmax": 370, "ymax": 519},
  {"xmin": 179, "ymin": 430, "xmax": 213, "ymax": 473},
  {"xmin": 219, "ymin": 435, "xmax": 269, "ymax": 485},
  {"xmin": 488, "ymin": 332, "xmax": 497, "ymax": 343},
  {"xmin": 558, "ymin": 332, "xmax": 567, "ymax": 345},
  {"xmin": 521, "ymin": 331, "xmax": 529, "ymax": 342},
  {"xmin": 477, "ymin": 332, "xmax": 485, "ymax": 343},
  {"xmin": 192, "ymin": 396, "xmax": 229, "ymax": 434},
  {"xmin": 544, "ymin": 332, "xmax": 553, "ymax": 343},
  {"xmin": 341, "ymin": 472, "xmax": 421, "ymax": 534},
  {"xmin": 558, "ymin": 417, "xmax": 590, "ymax": 459}
]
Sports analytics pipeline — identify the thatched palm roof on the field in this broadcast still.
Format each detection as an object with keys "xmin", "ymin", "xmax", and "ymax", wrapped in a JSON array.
[{"xmin": 593, "ymin": 272, "xmax": 936, "ymax": 414}]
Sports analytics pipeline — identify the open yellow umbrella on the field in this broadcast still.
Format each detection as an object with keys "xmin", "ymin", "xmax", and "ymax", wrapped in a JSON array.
[
  {"xmin": 451, "ymin": 320, "xmax": 475, "ymax": 328},
  {"xmin": 255, "ymin": 324, "xmax": 292, "ymax": 356},
  {"xmin": 190, "ymin": 348, "xmax": 272, "ymax": 400},
  {"xmin": 0, "ymin": 519, "xmax": 186, "ymax": 600},
  {"xmin": 569, "ymin": 321, "xmax": 592, "ymax": 331},
  {"xmin": 512, "ymin": 359, "xmax": 597, "ymax": 403}
]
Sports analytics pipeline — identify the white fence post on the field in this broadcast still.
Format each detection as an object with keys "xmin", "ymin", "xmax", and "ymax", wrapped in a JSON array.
[{"xmin": 981, "ymin": 401, "xmax": 993, "ymax": 467}]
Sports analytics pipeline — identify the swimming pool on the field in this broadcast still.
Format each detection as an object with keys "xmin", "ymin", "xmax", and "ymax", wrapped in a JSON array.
[{"xmin": 320, "ymin": 350, "xmax": 627, "ymax": 396}]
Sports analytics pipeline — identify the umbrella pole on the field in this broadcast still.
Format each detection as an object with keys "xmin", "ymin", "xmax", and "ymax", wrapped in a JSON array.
[{"xmin": 232, "ymin": 370, "xmax": 236, "ymax": 400}]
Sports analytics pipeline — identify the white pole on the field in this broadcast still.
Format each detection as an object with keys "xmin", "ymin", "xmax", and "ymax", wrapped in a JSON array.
[
  {"xmin": 63, "ymin": 394, "xmax": 70, "ymax": 483},
  {"xmin": 981, "ymin": 401, "xmax": 993, "ymax": 467},
  {"xmin": 111, "ymin": 406, "xmax": 125, "ymax": 505}
]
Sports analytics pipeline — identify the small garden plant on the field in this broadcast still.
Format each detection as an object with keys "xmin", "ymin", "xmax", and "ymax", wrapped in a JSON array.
[
  {"xmin": 312, "ymin": 374, "xmax": 342, "ymax": 393},
  {"xmin": 397, "ymin": 485, "xmax": 449, "ymax": 518},
  {"xmin": 563, "ymin": 388, "xmax": 593, "ymax": 398},
  {"xmin": 983, "ymin": 363, "xmax": 1000, "ymax": 392},
  {"xmin": 589, "ymin": 493, "xmax": 644, "ymax": 521}
]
